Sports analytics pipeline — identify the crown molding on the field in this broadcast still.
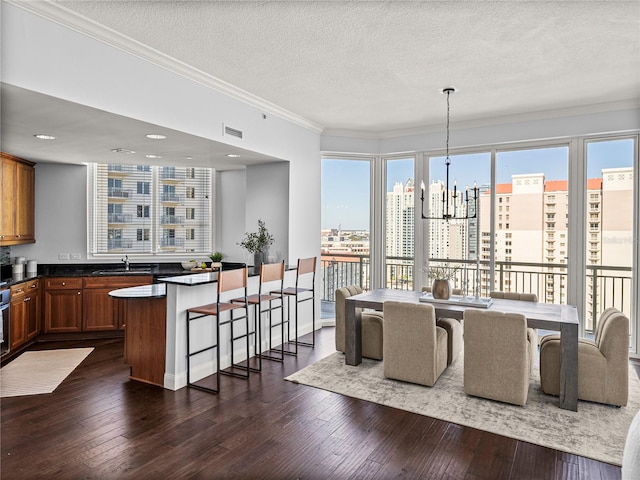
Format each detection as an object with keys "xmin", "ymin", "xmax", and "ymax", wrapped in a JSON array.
[
  {"xmin": 6, "ymin": 0, "xmax": 325, "ymax": 134},
  {"xmin": 323, "ymin": 99, "xmax": 640, "ymax": 140}
]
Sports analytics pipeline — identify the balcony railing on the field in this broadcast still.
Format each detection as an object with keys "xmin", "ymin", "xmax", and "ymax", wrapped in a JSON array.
[
  {"xmin": 107, "ymin": 188, "xmax": 131, "ymax": 199},
  {"xmin": 160, "ymin": 215, "xmax": 185, "ymax": 225},
  {"xmin": 320, "ymin": 253, "xmax": 632, "ymax": 333},
  {"xmin": 107, "ymin": 238, "xmax": 133, "ymax": 249},
  {"xmin": 107, "ymin": 213, "xmax": 133, "ymax": 224},
  {"xmin": 160, "ymin": 193, "xmax": 184, "ymax": 203},
  {"xmin": 160, "ymin": 237, "xmax": 185, "ymax": 248}
]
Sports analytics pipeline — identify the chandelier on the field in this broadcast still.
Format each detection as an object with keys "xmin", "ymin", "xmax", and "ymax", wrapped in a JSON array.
[{"xmin": 420, "ymin": 87, "xmax": 478, "ymax": 221}]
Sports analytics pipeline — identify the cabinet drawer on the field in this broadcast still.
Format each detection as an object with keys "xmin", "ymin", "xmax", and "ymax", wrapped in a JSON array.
[
  {"xmin": 83, "ymin": 275, "xmax": 152, "ymax": 289},
  {"xmin": 11, "ymin": 279, "xmax": 40, "ymax": 298},
  {"xmin": 45, "ymin": 277, "xmax": 83, "ymax": 289}
]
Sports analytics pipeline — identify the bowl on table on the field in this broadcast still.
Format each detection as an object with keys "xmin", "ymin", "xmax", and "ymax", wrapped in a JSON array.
[{"xmin": 181, "ymin": 260, "xmax": 198, "ymax": 270}]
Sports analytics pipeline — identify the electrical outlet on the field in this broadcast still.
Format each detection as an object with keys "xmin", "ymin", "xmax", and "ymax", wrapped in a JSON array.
[
  {"xmin": 58, "ymin": 253, "xmax": 70, "ymax": 260},
  {"xmin": 70, "ymin": 253, "xmax": 81, "ymax": 260}
]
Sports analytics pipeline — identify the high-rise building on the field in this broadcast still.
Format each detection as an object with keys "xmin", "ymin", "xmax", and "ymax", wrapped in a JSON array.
[{"xmin": 385, "ymin": 179, "xmax": 415, "ymax": 258}]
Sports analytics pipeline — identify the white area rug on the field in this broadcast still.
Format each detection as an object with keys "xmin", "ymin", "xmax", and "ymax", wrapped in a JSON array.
[
  {"xmin": 286, "ymin": 351, "xmax": 640, "ymax": 466},
  {"xmin": 1, "ymin": 348, "xmax": 94, "ymax": 398}
]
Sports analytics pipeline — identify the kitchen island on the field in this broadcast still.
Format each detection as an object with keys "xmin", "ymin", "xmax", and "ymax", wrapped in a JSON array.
[{"xmin": 110, "ymin": 267, "xmax": 298, "ymax": 390}]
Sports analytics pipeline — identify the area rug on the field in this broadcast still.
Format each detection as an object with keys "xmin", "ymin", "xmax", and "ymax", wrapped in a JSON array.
[
  {"xmin": 0, "ymin": 348, "xmax": 94, "ymax": 398},
  {"xmin": 285, "ymin": 351, "xmax": 640, "ymax": 466}
]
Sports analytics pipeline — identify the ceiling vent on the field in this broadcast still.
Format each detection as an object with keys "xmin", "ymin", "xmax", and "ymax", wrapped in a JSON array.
[{"xmin": 223, "ymin": 124, "xmax": 243, "ymax": 139}]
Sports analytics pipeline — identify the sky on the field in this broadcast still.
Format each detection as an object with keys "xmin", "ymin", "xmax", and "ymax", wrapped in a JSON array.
[{"xmin": 322, "ymin": 138, "xmax": 634, "ymax": 230}]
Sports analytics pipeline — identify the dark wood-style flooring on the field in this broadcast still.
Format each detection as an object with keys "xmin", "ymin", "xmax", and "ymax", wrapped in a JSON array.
[{"xmin": 2, "ymin": 328, "xmax": 637, "ymax": 479}]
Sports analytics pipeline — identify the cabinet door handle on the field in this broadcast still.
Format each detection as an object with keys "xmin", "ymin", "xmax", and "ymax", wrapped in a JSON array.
[
  {"xmin": 62, "ymin": 282, "xmax": 66, "ymax": 286},
  {"xmin": 30, "ymin": 284, "xmax": 37, "ymax": 289},
  {"xmin": 24, "ymin": 297, "xmax": 31, "ymax": 302},
  {"xmin": 77, "ymin": 291, "xmax": 81, "ymax": 295}
]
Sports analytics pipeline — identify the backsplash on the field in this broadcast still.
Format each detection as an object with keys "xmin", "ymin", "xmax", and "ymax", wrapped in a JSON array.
[{"xmin": 0, "ymin": 246, "xmax": 10, "ymax": 265}]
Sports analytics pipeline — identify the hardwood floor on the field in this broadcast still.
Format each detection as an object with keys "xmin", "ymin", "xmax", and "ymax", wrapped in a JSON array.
[{"xmin": 2, "ymin": 328, "xmax": 634, "ymax": 479}]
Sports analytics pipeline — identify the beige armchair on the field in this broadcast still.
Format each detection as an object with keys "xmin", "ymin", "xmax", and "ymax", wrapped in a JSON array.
[
  {"xmin": 490, "ymin": 291, "xmax": 538, "ymax": 302},
  {"xmin": 335, "ymin": 285, "xmax": 384, "ymax": 360},
  {"xmin": 421, "ymin": 286, "xmax": 463, "ymax": 365},
  {"xmin": 539, "ymin": 307, "xmax": 629, "ymax": 406},
  {"xmin": 383, "ymin": 301, "xmax": 448, "ymax": 386},
  {"xmin": 463, "ymin": 309, "xmax": 537, "ymax": 406}
]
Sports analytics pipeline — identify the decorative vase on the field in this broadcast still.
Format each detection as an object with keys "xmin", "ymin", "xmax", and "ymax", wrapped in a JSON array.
[
  {"xmin": 210, "ymin": 262, "xmax": 222, "ymax": 271},
  {"xmin": 253, "ymin": 252, "xmax": 264, "ymax": 269},
  {"xmin": 432, "ymin": 279, "xmax": 451, "ymax": 300}
]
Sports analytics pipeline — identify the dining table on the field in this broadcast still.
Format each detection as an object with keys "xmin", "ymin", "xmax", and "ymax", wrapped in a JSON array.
[{"xmin": 344, "ymin": 288, "xmax": 580, "ymax": 411}]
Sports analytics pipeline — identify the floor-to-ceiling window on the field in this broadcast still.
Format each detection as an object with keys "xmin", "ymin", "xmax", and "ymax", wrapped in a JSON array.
[
  {"xmin": 584, "ymin": 137, "xmax": 636, "ymax": 348},
  {"xmin": 492, "ymin": 146, "xmax": 569, "ymax": 301},
  {"xmin": 384, "ymin": 157, "xmax": 415, "ymax": 290},
  {"xmin": 426, "ymin": 152, "xmax": 490, "ymax": 296},
  {"xmin": 320, "ymin": 158, "xmax": 372, "ymax": 308}
]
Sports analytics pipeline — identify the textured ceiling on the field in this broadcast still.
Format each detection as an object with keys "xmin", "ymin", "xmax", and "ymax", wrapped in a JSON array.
[{"xmin": 53, "ymin": 0, "xmax": 640, "ymax": 133}]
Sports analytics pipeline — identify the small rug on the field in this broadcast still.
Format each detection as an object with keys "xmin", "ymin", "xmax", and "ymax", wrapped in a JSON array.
[
  {"xmin": 1, "ymin": 348, "xmax": 94, "ymax": 398},
  {"xmin": 285, "ymin": 351, "xmax": 640, "ymax": 466}
]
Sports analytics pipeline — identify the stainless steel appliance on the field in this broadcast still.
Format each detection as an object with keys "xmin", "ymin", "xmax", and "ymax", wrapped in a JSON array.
[{"xmin": 1, "ymin": 282, "xmax": 10, "ymax": 356}]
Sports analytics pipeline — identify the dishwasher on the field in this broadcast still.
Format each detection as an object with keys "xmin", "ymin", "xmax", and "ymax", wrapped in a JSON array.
[{"xmin": 1, "ymin": 282, "xmax": 10, "ymax": 356}]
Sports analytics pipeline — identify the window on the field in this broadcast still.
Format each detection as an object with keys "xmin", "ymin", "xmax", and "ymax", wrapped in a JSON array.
[
  {"xmin": 137, "ymin": 205, "xmax": 150, "ymax": 218},
  {"xmin": 136, "ymin": 228, "xmax": 150, "ymax": 241},
  {"xmin": 137, "ymin": 182, "xmax": 150, "ymax": 195},
  {"xmin": 88, "ymin": 163, "xmax": 213, "ymax": 256},
  {"xmin": 385, "ymin": 157, "xmax": 414, "ymax": 289}
]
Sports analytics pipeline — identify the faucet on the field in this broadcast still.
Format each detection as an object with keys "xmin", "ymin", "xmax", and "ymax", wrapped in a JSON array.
[{"xmin": 122, "ymin": 255, "xmax": 130, "ymax": 271}]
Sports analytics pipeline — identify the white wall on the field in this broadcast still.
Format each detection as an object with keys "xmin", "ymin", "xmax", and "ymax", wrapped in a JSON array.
[
  {"xmin": 11, "ymin": 163, "xmax": 88, "ymax": 263},
  {"xmin": 3, "ymin": 2, "xmax": 321, "ymax": 272},
  {"xmin": 244, "ymin": 162, "xmax": 290, "ymax": 264}
]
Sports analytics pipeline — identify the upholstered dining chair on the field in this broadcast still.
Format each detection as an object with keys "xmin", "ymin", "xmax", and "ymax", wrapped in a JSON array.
[
  {"xmin": 463, "ymin": 309, "xmax": 537, "ymax": 406},
  {"xmin": 539, "ymin": 307, "xmax": 629, "ymax": 406},
  {"xmin": 421, "ymin": 286, "xmax": 463, "ymax": 365},
  {"xmin": 335, "ymin": 285, "xmax": 384, "ymax": 360},
  {"xmin": 383, "ymin": 301, "xmax": 448, "ymax": 387},
  {"xmin": 489, "ymin": 291, "xmax": 538, "ymax": 302}
]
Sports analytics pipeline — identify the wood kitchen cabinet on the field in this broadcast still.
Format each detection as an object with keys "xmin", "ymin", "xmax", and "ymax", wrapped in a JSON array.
[
  {"xmin": 1, "ymin": 152, "xmax": 35, "ymax": 246},
  {"xmin": 83, "ymin": 276, "xmax": 152, "ymax": 331},
  {"xmin": 10, "ymin": 279, "xmax": 40, "ymax": 351},
  {"xmin": 44, "ymin": 277, "xmax": 83, "ymax": 333}
]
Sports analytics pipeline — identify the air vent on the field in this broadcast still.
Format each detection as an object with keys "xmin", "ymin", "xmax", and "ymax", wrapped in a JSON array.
[{"xmin": 223, "ymin": 124, "xmax": 243, "ymax": 139}]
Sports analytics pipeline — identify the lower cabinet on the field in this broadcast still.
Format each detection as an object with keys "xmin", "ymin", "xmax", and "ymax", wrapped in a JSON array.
[
  {"xmin": 44, "ymin": 275, "xmax": 153, "ymax": 334},
  {"xmin": 44, "ymin": 277, "xmax": 83, "ymax": 333},
  {"xmin": 10, "ymin": 279, "xmax": 40, "ymax": 350},
  {"xmin": 83, "ymin": 276, "xmax": 153, "ymax": 331}
]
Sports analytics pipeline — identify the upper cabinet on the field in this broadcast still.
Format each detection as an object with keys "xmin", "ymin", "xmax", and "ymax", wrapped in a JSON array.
[{"xmin": 1, "ymin": 152, "xmax": 35, "ymax": 246}]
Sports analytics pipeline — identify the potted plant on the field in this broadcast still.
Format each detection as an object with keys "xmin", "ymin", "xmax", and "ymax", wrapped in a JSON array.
[
  {"xmin": 427, "ymin": 263, "xmax": 460, "ymax": 300},
  {"xmin": 209, "ymin": 251, "xmax": 225, "ymax": 270},
  {"xmin": 238, "ymin": 219, "xmax": 274, "ymax": 267}
]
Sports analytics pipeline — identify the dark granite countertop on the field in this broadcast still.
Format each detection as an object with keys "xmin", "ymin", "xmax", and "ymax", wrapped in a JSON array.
[{"xmin": 0, "ymin": 262, "xmax": 249, "ymax": 288}]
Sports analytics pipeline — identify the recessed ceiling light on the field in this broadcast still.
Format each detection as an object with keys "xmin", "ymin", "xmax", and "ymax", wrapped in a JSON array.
[
  {"xmin": 111, "ymin": 148, "xmax": 136, "ymax": 154},
  {"xmin": 34, "ymin": 134, "xmax": 56, "ymax": 140},
  {"xmin": 186, "ymin": 156, "xmax": 193, "ymax": 160},
  {"xmin": 226, "ymin": 154, "xmax": 241, "ymax": 158},
  {"xmin": 146, "ymin": 154, "xmax": 162, "ymax": 159},
  {"xmin": 145, "ymin": 134, "xmax": 167, "ymax": 140}
]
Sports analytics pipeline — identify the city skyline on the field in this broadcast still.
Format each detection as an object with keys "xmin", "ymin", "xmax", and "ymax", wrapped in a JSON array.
[{"xmin": 322, "ymin": 139, "xmax": 633, "ymax": 230}]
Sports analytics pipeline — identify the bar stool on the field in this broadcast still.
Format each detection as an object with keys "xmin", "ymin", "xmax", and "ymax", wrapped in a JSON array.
[
  {"xmin": 186, "ymin": 267, "xmax": 250, "ymax": 394},
  {"xmin": 272, "ymin": 256, "xmax": 317, "ymax": 353},
  {"xmin": 234, "ymin": 261, "xmax": 285, "ymax": 365}
]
